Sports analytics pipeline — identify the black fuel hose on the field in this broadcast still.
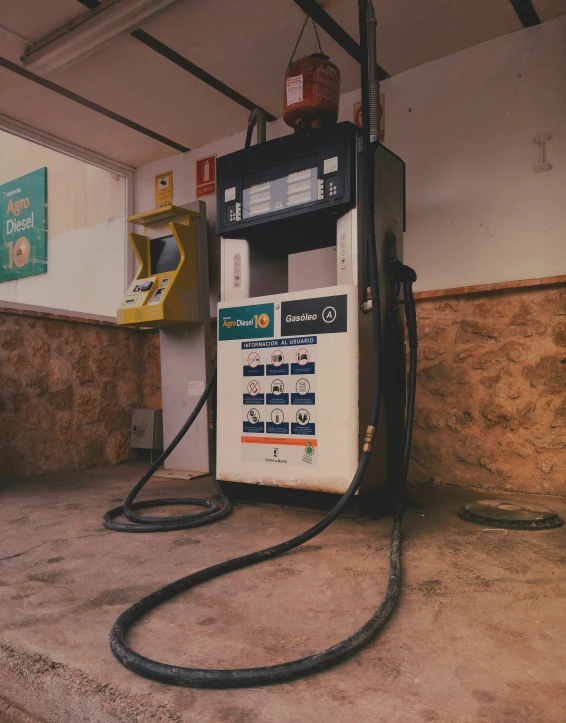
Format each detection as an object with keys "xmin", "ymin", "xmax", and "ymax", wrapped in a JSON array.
[
  {"xmin": 108, "ymin": 301, "xmax": 418, "ymax": 686},
  {"xmin": 103, "ymin": 109, "xmax": 276, "ymax": 534},
  {"xmin": 104, "ymin": 109, "xmax": 263, "ymax": 534},
  {"xmin": 245, "ymin": 108, "xmax": 262, "ymax": 148},
  {"xmin": 103, "ymin": 366, "xmax": 232, "ymax": 533},
  {"xmin": 107, "ymin": 0, "xmax": 417, "ymax": 687},
  {"xmin": 390, "ymin": 261, "xmax": 418, "ymax": 508}
]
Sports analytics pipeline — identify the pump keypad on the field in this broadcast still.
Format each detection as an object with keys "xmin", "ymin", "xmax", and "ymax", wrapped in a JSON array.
[
  {"xmin": 324, "ymin": 175, "xmax": 338, "ymax": 198},
  {"xmin": 226, "ymin": 203, "xmax": 237, "ymax": 223}
]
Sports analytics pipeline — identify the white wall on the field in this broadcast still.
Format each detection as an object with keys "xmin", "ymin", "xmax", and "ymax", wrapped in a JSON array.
[
  {"xmin": 134, "ymin": 16, "xmax": 566, "ymax": 294},
  {"xmin": 0, "ymin": 132, "xmax": 127, "ymax": 316},
  {"xmin": 384, "ymin": 14, "xmax": 566, "ymax": 291}
]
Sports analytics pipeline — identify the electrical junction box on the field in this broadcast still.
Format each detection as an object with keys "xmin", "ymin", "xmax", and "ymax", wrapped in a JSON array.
[
  {"xmin": 130, "ymin": 409, "xmax": 164, "ymax": 451},
  {"xmin": 216, "ymin": 284, "xmax": 359, "ymax": 494}
]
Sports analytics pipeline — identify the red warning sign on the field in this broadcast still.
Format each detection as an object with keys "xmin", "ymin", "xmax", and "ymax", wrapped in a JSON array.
[
  {"xmin": 247, "ymin": 351, "xmax": 261, "ymax": 368},
  {"xmin": 247, "ymin": 380, "xmax": 260, "ymax": 395},
  {"xmin": 196, "ymin": 154, "xmax": 216, "ymax": 198}
]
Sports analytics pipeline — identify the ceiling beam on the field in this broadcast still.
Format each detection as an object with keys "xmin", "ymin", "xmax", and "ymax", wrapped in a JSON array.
[
  {"xmin": 292, "ymin": 0, "xmax": 389, "ymax": 81},
  {"xmin": 130, "ymin": 30, "xmax": 277, "ymax": 121},
  {"xmin": 73, "ymin": 1, "xmax": 276, "ymax": 121},
  {"xmin": 508, "ymin": 0, "xmax": 541, "ymax": 27},
  {"xmin": 76, "ymin": 0, "xmax": 102, "ymax": 8},
  {"xmin": 0, "ymin": 56, "xmax": 190, "ymax": 152}
]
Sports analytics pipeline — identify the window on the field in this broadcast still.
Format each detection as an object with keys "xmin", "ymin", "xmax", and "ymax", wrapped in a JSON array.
[{"xmin": 0, "ymin": 130, "xmax": 128, "ymax": 317}]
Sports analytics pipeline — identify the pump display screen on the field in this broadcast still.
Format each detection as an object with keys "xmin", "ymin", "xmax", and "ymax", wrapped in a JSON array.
[
  {"xmin": 150, "ymin": 235, "xmax": 181, "ymax": 275},
  {"xmin": 216, "ymin": 121, "xmax": 357, "ymax": 237},
  {"xmin": 242, "ymin": 167, "xmax": 318, "ymax": 219}
]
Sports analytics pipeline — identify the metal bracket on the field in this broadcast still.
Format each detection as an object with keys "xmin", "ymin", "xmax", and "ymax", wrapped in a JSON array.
[{"xmin": 534, "ymin": 134, "xmax": 551, "ymax": 174}]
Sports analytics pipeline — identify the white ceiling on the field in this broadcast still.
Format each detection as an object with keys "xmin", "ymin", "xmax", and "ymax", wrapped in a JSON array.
[{"xmin": 0, "ymin": 0, "xmax": 564, "ymax": 167}]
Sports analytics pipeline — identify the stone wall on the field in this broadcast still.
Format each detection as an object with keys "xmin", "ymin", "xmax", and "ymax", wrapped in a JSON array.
[
  {"xmin": 3, "ymin": 285, "xmax": 564, "ymax": 494},
  {"xmin": 411, "ymin": 284, "xmax": 566, "ymax": 495},
  {"xmin": 0, "ymin": 311, "xmax": 161, "ymax": 476}
]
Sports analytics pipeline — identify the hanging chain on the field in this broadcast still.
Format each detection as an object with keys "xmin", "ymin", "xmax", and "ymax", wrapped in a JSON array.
[
  {"xmin": 311, "ymin": 18, "xmax": 324, "ymax": 55},
  {"xmin": 288, "ymin": 15, "xmax": 325, "ymax": 66},
  {"xmin": 289, "ymin": 16, "xmax": 309, "ymax": 66}
]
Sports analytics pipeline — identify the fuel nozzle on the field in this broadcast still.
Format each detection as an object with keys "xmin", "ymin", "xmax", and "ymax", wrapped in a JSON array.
[
  {"xmin": 390, "ymin": 260, "xmax": 418, "ymax": 350},
  {"xmin": 390, "ymin": 260, "xmax": 417, "ymax": 284}
]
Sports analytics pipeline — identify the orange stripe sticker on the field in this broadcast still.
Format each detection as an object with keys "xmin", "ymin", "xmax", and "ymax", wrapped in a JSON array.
[{"xmin": 241, "ymin": 436, "xmax": 317, "ymax": 446}]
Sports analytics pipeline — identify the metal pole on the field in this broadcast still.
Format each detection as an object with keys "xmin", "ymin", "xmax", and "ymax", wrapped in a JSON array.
[
  {"xmin": 256, "ymin": 108, "xmax": 267, "ymax": 144},
  {"xmin": 366, "ymin": 1, "xmax": 379, "ymax": 143}
]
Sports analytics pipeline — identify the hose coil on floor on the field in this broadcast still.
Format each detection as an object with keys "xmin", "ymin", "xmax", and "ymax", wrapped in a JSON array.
[
  {"xmin": 102, "ymin": 89, "xmax": 263, "ymax": 535},
  {"xmin": 103, "ymin": 367, "xmax": 232, "ymax": 533}
]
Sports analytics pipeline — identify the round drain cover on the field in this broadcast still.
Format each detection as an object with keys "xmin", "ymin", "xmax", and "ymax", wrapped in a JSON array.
[{"xmin": 458, "ymin": 500, "xmax": 563, "ymax": 530}]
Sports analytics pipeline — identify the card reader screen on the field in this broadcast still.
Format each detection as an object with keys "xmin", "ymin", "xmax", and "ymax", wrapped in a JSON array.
[
  {"xmin": 150, "ymin": 235, "xmax": 181, "ymax": 274},
  {"xmin": 242, "ymin": 166, "xmax": 318, "ymax": 220}
]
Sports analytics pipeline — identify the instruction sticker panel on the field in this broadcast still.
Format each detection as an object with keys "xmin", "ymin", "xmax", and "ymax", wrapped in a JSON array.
[{"xmin": 241, "ymin": 336, "xmax": 318, "ymax": 466}]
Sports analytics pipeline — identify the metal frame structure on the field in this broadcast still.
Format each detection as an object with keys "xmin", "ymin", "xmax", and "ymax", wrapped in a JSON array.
[{"xmin": 0, "ymin": 0, "xmax": 545, "ymax": 156}]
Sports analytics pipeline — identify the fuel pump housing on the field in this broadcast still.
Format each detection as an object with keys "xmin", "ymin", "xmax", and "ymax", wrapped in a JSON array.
[{"xmin": 216, "ymin": 121, "xmax": 406, "ymax": 512}]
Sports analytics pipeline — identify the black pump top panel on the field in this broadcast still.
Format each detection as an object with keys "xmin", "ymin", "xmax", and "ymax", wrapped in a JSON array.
[{"xmin": 216, "ymin": 122, "xmax": 357, "ymax": 238}]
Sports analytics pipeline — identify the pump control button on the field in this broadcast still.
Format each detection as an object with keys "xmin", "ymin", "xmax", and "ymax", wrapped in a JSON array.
[
  {"xmin": 323, "ymin": 156, "xmax": 338, "ymax": 174},
  {"xmin": 324, "ymin": 175, "xmax": 338, "ymax": 197},
  {"xmin": 226, "ymin": 203, "xmax": 237, "ymax": 223}
]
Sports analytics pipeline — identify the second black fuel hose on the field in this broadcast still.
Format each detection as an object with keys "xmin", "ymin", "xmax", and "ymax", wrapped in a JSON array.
[
  {"xmin": 102, "ymin": 99, "xmax": 263, "ymax": 534},
  {"xmin": 103, "ymin": 367, "xmax": 231, "ymax": 532},
  {"xmin": 107, "ymin": 0, "xmax": 418, "ymax": 687}
]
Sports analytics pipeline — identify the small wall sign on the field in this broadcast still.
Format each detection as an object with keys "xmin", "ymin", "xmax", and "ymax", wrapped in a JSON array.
[
  {"xmin": 196, "ymin": 154, "xmax": 216, "ymax": 198},
  {"xmin": 155, "ymin": 170, "xmax": 173, "ymax": 208},
  {"xmin": 0, "ymin": 167, "xmax": 48, "ymax": 283}
]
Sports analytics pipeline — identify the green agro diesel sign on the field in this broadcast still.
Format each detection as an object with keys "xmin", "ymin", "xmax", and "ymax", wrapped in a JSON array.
[
  {"xmin": 1, "ymin": 167, "xmax": 48, "ymax": 283},
  {"xmin": 218, "ymin": 303, "xmax": 274, "ymax": 341}
]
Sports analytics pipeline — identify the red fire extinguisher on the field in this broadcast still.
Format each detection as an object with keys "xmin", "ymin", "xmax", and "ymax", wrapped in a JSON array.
[{"xmin": 283, "ymin": 18, "xmax": 341, "ymax": 131}]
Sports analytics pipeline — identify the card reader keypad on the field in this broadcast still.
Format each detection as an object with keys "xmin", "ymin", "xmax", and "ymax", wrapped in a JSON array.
[
  {"xmin": 226, "ymin": 203, "xmax": 237, "ymax": 223},
  {"xmin": 324, "ymin": 175, "xmax": 338, "ymax": 198}
]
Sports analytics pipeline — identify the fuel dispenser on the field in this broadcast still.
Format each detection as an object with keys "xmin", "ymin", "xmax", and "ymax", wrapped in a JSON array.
[
  {"xmin": 105, "ymin": 0, "xmax": 419, "ymax": 690},
  {"xmin": 215, "ymin": 121, "xmax": 406, "ymax": 510}
]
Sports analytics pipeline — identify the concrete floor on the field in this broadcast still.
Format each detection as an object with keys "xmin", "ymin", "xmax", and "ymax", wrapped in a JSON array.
[{"xmin": 0, "ymin": 464, "xmax": 565, "ymax": 723}]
